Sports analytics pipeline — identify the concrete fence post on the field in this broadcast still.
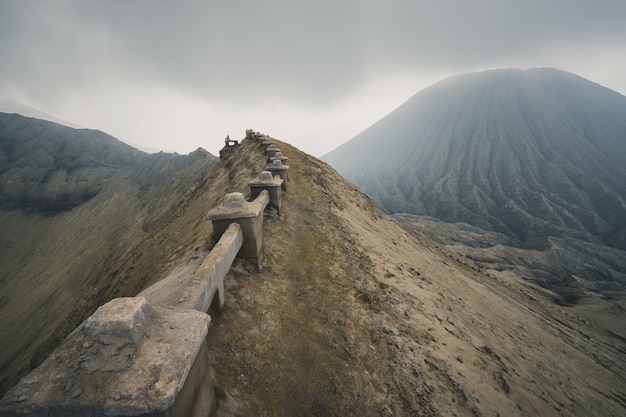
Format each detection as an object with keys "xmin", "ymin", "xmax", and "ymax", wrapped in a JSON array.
[
  {"xmin": 224, "ymin": 135, "xmax": 238, "ymax": 147},
  {"xmin": 207, "ymin": 191, "xmax": 270, "ymax": 269},
  {"xmin": 265, "ymin": 144, "xmax": 280, "ymax": 158},
  {"xmin": 266, "ymin": 159, "xmax": 290, "ymax": 191},
  {"xmin": 259, "ymin": 137, "xmax": 273, "ymax": 147},
  {"xmin": 268, "ymin": 151, "xmax": 289, "ymax": 165},
  {"xmin": 248, "ymin": 171, "xmax": 283, "ymax": 215}
]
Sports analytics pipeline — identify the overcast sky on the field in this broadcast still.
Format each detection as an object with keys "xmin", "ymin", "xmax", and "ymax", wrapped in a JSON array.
[{"xmin": 1, "ymin": 1, "xmax": 625, "ymax": 156}]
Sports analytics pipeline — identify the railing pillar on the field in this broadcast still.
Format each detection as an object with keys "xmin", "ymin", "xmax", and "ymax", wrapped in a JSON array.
[
  {"xmin": 207, "ymin": 191, "xmax": 270, "ymax": 269},
  {"xmin": 268, "ymin": 151, "xmax": 289, "ymax": 165},
  {"xmin": 259, "ymin": 137, "xmax": 273, "ymax": 147},
  {"xmin": 266, "ymin": 159, "xmax": 290, "ymax": 191},
  {"xmin": 265, "ymin": 144, "xmax": 281, "ymax": 158},
  {"xmin": 248, "ymin": 171, "xmax": 283, "ymax": 215}
]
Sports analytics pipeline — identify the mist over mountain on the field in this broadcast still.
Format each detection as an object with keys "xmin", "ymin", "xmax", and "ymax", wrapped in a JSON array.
[
  {"xmin": 0, "ymin": 100, "xmax": 83, "ymax": 129},
  {"xmin": 0, "ymin": 102, "xmax": 168, "ymax": 153},
  {"xmin": 324, "ymin": 68, "xmax": 626, "ymax": 247},
  {"xmin": 324, "ymin": 68, "xmax": 626, "ymax": 290},
  {"xmin": 1, "ymin": 112, "xmax": 142, "ymax": 214}
]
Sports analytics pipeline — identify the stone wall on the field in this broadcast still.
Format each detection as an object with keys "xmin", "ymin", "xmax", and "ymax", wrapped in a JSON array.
[{"xmin": 0, "ymin": 131, "xmax": 289, "ymax": 417}]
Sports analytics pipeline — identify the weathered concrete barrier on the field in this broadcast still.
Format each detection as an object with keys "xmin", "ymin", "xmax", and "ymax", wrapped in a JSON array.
[
  {"xmin": 245, "ymin": 129, "xmax": 273, "ymax": 146},
  {"xmin": 266, "ymin": 159, "xmax": 290, "ymax": 191},
  {"xmin": 0, "ymin": 131, "xmax": 288, "ymax": 417},
  {"xmin": 224, "ymin": 135, "xmax": 238, "ymax": 147},
  {"xmin": 245, "ymin": 129, "xmax": 267, "ymax": 141},
  {"xmin": 259, "ymin": 138, "xmax": 273, "ymax": 147},
  {"xmin": 0, "ymin": 297, "xmax": 213, "ymax": 417},
  {"xmin": 138, "ymin": 222, "xmax": 243, "ymax": 314},
  {"xmin": 248, "ymin": 171, "xmax": 283, "ymax": 215},
  {"xmin": 268, "ymin": 151, "xmax": 288, "ymax": 165},
  {"xmin": 265, "ymin": 144, "xmax": 280, "ymax": 158},
  {"xmin": 178, "ymin": 222, "xmax": 244, "ymax": 312},
  {"xmin": 207, "ymin": 191, "xmax": 270, "ymax": 269}
]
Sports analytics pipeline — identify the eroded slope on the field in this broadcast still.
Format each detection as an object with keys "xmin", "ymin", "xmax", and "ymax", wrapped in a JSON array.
[{"xmin": 323, "ymin": 69, "xmax": 626, "ymax": 251}]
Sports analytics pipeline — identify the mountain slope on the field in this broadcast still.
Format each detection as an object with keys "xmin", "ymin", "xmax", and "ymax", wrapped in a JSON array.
[
  {"xmin": 323, "ymin": 68, "xmax": 626, "ymax": 252},
  {"xmin": 1, "ymin": 127, "xmax": 624, "ymax": 415},
  {"xmin": 207, "ymin": 138, "xmax": 625, "ymax": 416},
  {"xmin": 0, "ymin": 113, "xmax": 226, "ymax": 396}
]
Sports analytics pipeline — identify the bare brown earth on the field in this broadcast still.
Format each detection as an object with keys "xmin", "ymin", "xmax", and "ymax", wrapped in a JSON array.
[{"xmin": 206, "ymin": 139, "xmax": 626, "ymax": 416}]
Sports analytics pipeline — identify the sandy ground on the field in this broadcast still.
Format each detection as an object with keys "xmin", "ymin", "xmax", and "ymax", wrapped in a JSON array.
[{"xmin": 204, "ymin": 139, "xmax": 626, "ymax": 416}]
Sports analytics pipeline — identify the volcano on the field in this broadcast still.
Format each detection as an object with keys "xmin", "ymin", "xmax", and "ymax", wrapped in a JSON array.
[{"xmin": 324, "ymin": 68, "xmax": 626, "ymax": 291}]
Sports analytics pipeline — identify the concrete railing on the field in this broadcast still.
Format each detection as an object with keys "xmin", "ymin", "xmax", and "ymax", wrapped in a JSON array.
[
  {"xmin": 0, "ymin": 130, "xmax": 288, "ymax": 417},
  {"xmin": 207, "ymin": 190, "xmax": 270, "ymax": 268},
  {"xmin": 179, "ymin": 222, "xmax": 244, "ymax": 312}
]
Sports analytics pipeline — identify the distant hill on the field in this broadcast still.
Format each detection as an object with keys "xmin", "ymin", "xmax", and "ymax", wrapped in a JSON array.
[
  {"xmin": 0, "ymin": 99, "xmax": 82, "ymax": 129},
  {"xmin": 0, "ymin": 113, "xmax": 221, "ymax": 396},
  {"xmin": 324, "ymin": 68, "xmax": 626, "ymax": 288},
  {"xmin": 0, "ymin": 100, "xmax": 168, "ymax": 153}
]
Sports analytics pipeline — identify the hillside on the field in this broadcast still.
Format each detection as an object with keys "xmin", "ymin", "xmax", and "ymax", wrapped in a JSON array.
[
  {"xmin": 1, "ymin": 122, "xmax": 625, "ymax": 415},
  {"xmin": 323, "ymin": 68, "xmax": 626, "ymax": 291},
  {"xmin": 206, "ymin": 139, "xmax": 625, "ymax": 416},
  {"xmin": 0, "ymin": 113, "xmax": 224, "ymax": 396}
]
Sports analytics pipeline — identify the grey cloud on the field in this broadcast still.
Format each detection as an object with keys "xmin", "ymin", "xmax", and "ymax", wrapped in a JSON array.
[
  {"xmin": 0, "ymin": 0, "xmax": 626, "ymax": 144},
  {"xmin": 1, "ymin": 0, "xmax": 625, "ymax": 112}
]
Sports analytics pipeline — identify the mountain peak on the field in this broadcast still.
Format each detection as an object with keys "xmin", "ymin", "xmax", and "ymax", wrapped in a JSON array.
[{"xmin": 324, "ymin": 68, "xmax": 626, "ymax": 250}]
